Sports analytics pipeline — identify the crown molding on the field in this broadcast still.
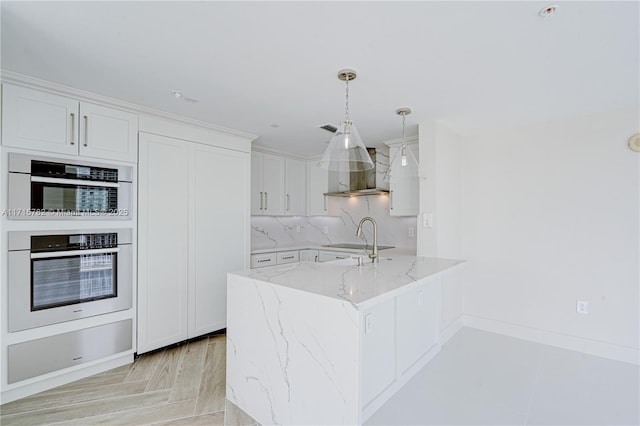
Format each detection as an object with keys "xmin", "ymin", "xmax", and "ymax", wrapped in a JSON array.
[
  {"xmin": 383, "ymin": 135, "xmax": 419, "ymax": 147},
  {"xmin": 251, "ymin": 143, "xmax": 321, "ymax": 161},
  {"xmin": 0, "ymin": 69, "xmax": 259, "ymax": 142}
]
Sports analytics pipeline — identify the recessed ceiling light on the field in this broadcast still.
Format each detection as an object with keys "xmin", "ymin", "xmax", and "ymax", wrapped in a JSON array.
[
  {"xmin": 172, "ymin": 90, "xmax": 198, "ymax": 103},
  {"xmin": 539, "ymin": 4, "xmax": 558, "ymax": 18}
]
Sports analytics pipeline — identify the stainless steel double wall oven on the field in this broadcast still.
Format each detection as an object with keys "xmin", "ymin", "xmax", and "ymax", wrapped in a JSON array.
[{"xmin": 6, "ymin": 153, "xmax": 134, "ymax": 332}]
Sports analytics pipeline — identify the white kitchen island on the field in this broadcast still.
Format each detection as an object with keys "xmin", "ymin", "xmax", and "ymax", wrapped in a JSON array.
[{"xmin": 226, "ymin": 255, "xmax": 464, "ymax": 425}]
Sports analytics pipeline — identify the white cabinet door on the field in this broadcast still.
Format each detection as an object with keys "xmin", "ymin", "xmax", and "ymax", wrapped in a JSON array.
[
  {"xmin": 138, "ymin": 133, "xmax": 189, "ymax": 353},
  {"xmin": 189, "ymin": 144, "xmax": 249, "ymax": 337},
  {"xmin": 299, "ymin": 249, "xmax": 319, "ymax": 262},
  {"xmin": 389, "ymin": 142, "xmax": 419, "ymax": 216},
  {"xmin": 285, "ymin": 158, "xmax": 306, "ymax": 216},
  {"xmin": 396, "ymin": 278, "xmax": 440, "ymax": 376},
  {"xmin": 251, "ymin": 151, "xmax": 264, "ymax": 215},
  {"xmin": 362, "ymin": 299, "xmax": 396, "ymax": 405},
  {"xmin": 262, "ymin": 153, "xmax": 285, "ymax": 216},
  {"xmin": 2, "ymin": 83, "xmax": 79, "ymax": 155},
  {"xmin": 307, "ymin": 158, "xmax": 329, "ymax": 216},
  {"xmin": 79, "ymin": 102, "xmax": 138, "ymax": 162},
  {"xmin": 251, "ymin": 152, "xmax": 285, "ymax": 215}
]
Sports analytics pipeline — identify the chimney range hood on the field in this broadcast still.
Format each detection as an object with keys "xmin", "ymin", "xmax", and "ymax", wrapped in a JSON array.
[{"xmin": 324, "ymin": 148, "xmax": 390, "ymax": 197}]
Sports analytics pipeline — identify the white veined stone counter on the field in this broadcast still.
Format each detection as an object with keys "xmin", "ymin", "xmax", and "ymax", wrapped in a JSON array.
[{"xmin": 226, "ymin": 255, "xmax": 464, "ymax": 425}]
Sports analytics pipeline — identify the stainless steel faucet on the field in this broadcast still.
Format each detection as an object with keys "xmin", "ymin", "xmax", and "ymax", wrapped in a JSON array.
[{"xmin": 356, "ymin": 216, "xmax": 378, "ymax": 263}]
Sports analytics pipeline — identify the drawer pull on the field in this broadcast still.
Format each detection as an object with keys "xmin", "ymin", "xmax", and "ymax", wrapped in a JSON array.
[
  {"xmin": 73, "ymin": 309, "xmax": 83, "ymax": 313},
  {"xmin": 70, "ymin": 113, "xmax": 75, "ymax": 145},
  {"xmin": 257, "ymin": 258, "xmax": 271, "ymax": 263},
  {"xmin": 83, "ymin": 115, "xmax": 89, "ymax": 147},
  {"xmin": 282, "ymin": 255, "xmax": 295, "ymax": 260},
  {"xmin": 336, "ymin": 256, "xmax": 346, "ymax": 259},
  {"xmin": 72, "ymin": 356, "xmax": 83, "ymax": 361}
]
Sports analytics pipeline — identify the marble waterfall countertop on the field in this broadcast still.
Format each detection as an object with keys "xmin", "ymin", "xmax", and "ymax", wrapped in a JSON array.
[{"xmin": 231, "ymin": 255, "xmax": 464, "ymax": 308}]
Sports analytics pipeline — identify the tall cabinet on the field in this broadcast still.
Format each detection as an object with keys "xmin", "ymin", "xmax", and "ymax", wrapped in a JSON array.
[{"xmin": 138, "ymin": 131, "xmax": 250, "ymax": 353}]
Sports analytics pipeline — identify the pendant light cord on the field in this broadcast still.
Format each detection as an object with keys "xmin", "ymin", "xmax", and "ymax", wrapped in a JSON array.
[
  {"xmin": 345, "ymin": 76, "xmax": 351, "ymax": 123},
  {"xmin": 402, "ymin": 111, "xmax": 406, "ymax": 145}
]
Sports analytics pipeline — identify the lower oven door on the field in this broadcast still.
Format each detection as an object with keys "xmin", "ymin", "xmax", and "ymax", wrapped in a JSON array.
[{"xmin": 8, "ymin": 234, "xmax": 132, "ymax": 332}]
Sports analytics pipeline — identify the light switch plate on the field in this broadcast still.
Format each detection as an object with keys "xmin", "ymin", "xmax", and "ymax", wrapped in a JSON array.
[
  {"xmin": 365, "ymin": 313, "xmax": 373, "ymax": 334},
  {"xmin": 423, "ymin": 212, "xmax": 433, "ymax": 228}
]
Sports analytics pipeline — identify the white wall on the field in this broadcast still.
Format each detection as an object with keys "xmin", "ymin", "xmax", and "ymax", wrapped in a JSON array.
[
  {"xmin": 461, "ymin": 108, "xmax": 639, "ymax": 363},
  {"xmin": 418, "ymin": 121, "xmax": 464, "ymax": 339}
]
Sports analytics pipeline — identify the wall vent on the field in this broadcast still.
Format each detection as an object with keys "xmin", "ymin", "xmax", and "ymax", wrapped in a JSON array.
[{"xmin": 318, "ymin": 123, "xmax": 338, "ymax": 133}]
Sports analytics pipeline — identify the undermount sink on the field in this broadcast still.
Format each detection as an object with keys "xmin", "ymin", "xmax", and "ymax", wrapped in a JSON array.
[{"xmin": 322, "ymin": 243, "xmax": 395, "ymax": 250}]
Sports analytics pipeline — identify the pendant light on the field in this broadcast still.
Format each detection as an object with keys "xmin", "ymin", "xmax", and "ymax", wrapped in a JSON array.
[
  {"xmin": 318, "ymin": 69, "xmax": 375, "ymax": 172},
  {"xmin": 385, "ymin": 107, "xmax": 420, "ymax": 182}
]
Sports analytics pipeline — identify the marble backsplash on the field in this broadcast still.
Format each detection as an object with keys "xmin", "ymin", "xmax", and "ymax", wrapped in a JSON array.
[{"xmin": 251, "ymin": 195, "xmax": 417, "ymax": 250}]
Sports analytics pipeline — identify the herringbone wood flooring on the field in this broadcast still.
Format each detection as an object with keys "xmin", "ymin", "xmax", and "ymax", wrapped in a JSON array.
[{"xmin": 0, "ymin": 333, "xmax": 256, "ymax": 425}]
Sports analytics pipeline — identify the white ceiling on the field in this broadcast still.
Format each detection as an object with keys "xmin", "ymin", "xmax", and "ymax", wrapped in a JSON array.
[{"xmin": 2, "ymin": 1, "xmax": 638, "ymax": 156}]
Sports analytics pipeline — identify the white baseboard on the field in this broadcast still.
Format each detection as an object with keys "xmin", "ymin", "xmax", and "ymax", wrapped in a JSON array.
[
  {"xmin": 462, "ymin": 315, "xmax": 639, "ymax": 366},
  {"xmin": 441, "ymin": 315, "xmax": 464, "ymax": 344}
]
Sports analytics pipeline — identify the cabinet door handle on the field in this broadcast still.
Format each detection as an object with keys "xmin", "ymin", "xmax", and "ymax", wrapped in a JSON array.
[
  {"xmin": 286, "ymin": 194, "xmax": 290, "ymax": 211},
  {"xmin": 390, "ymin": 191, "xmax": 394, "ymax": 210},
  {"xmin": 265, "ymin": 192, "xmax": 268, "ymax": 210},
  {"xmin": 259, "ymin": 192, "xmax": 263, "ymax": 210},
  {"xmin": 315, "ymin": 255, "xmax": 318, "ymax": 262},
  {"xmin": 69, "ymin": 113, "xmax": 75, "ymax": 145},
  {"xmin": 323, "ymin": 195, "xmax": 327, "ymax": 212},
  {"xmin": 83, "ymin": 115, "xmax": 89, "ymax": 147}
]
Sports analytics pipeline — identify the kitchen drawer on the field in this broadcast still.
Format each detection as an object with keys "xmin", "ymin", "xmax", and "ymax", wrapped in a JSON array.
[
  {"xmin": 8, "ymin": 319, "xmax": 132, "ymax": 384},
  {"xmin": 318, "ymin": 250, "xmax": 356, "ymax": 262},
  {"xmin": 277, "ymin": 250, "xmax": 299, "ymax": 264},
  {"xmin": 251, "ymin": 253, "xmax": 276, "ymax": 268}
]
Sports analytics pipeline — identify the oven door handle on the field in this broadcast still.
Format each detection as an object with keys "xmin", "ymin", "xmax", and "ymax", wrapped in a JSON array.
[
  {"xmin": 31, "ymin": 176, "xmax": 121, "ymax": 188},
  {"xmin": 31, "ymin": 247, "xmax": 120, "ymax": 259}
]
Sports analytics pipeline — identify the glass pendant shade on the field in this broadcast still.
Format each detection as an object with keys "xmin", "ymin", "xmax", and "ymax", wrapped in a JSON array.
[
  {"xmin": 383, "ymin": 107, "xmax": 421, "ymax": 183},
  {"xmin": 386, "ymin": 142, "xmax": 420, "ymax": 182},
  {"xmin": 318, "ymin": 121, "xmax": 374, "ymax": 171}
]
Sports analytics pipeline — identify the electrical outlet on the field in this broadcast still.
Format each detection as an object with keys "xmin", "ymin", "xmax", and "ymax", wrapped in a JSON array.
[
  {"xmin": 408, "ymin": 227, "xmax": 415, "ymax": 238},
  {"xmin": 576, "ymin": 300, "xmax": 589, "ymax": 315}
]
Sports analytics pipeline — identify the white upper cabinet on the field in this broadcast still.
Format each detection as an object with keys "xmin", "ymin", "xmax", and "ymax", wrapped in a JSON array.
[
  {"xmin": 2, "ymin": 84, "xmax": 138, "ymax": 162},
  {"xmin": 306, "ymin": 158, "xmax": 329, "ymax": 216},
  {"xmin": 251, "ymin": 151, "xmax": 286, "ymax": 216},
  {"xmin": 388, "ymin": 141, "xmax": 419, "ymax": 216},
  {"xmin": 2, "ymin": 84, "xmax": 79, "ymax": 155},
  {"xmin": 284, "ymin": 158, "xmax": 306, "ymax": 216},
  {"xmin": 79, "ymin": 102, "xmax": 138, "ymax": 162}
]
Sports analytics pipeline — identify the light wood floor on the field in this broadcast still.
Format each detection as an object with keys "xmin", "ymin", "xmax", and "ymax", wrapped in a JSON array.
[{"xmin": 0, "ymin": 333, "xmax": 257, "ymax": 426}]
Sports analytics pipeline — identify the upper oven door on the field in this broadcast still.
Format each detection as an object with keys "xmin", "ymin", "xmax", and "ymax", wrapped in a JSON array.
[{"xmin": 7, "ymin": 153, "xmax": 132, "ymax": 220}]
